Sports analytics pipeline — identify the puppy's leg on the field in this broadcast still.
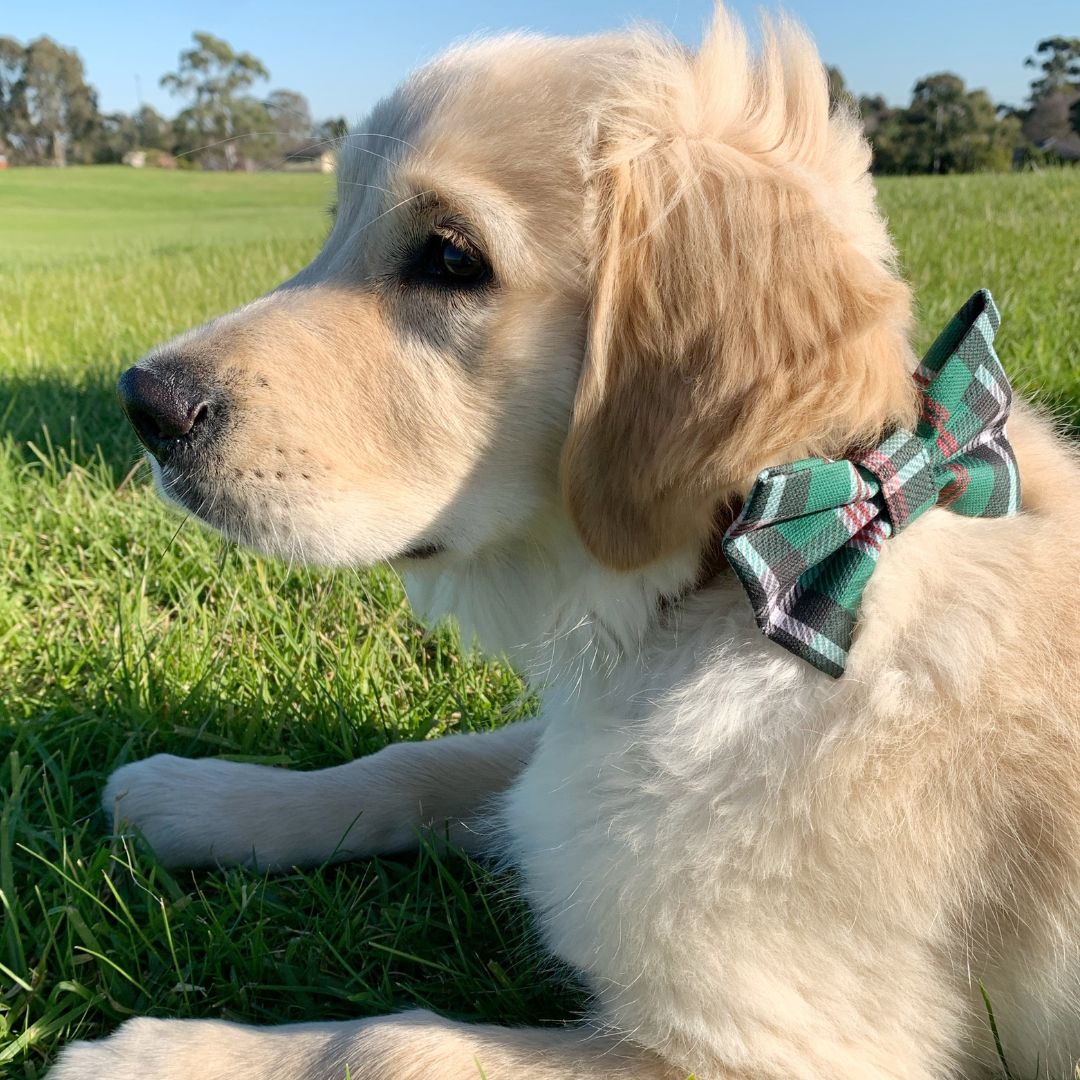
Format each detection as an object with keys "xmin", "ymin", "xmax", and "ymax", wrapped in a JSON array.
[
  {"xmin": 48, "ymin": 1010, "xmax": 681, "ymax": 1080},
  {"xmin": 103, "ymin": 719, "xmax": 541, "ymax": 869}
]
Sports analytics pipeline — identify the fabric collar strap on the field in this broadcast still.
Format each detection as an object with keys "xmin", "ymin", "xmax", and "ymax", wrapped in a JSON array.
[{"xmin": 721, "ymin": 290, "xmax": 1021, "ymax": 678}]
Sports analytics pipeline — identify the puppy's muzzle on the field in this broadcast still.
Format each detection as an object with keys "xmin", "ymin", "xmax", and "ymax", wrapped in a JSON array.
[{"xmin": 118, "ymin": 364, "xmax": 223, "ymax": 464}]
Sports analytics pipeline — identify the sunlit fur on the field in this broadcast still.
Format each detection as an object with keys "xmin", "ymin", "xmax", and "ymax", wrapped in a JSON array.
[
  {"xmin": 54, "ymin": 6, "xmax": 1080, "ymax": 1080},
  {"xmin": 565, "ymin": 12, "xmax": 918, "ymax": 569}
]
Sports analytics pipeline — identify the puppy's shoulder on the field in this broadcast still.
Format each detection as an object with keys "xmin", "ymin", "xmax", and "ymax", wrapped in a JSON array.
[{"xmin": 855, "ymin": 399, "xmax": 1080, "ymax": 716}]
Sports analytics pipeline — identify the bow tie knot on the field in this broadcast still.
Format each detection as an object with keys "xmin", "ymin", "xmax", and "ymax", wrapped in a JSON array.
[{"xmin": 723, "ymin": 290, "xmax": 1021, "ymax": 678}]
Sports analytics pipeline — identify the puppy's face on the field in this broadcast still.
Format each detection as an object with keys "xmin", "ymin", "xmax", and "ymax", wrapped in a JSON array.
[
  {"xmin": 120, "ymin": 18, "xmax": 917, "ymax": 573},
  {"xmin": 121, "ymin": 41, "xmax": 601, "ymax": 567}
]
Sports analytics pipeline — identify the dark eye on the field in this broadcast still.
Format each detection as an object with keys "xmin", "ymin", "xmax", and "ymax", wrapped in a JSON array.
[
  {"xmin": 440, "ymin": 240, "xmax": 482, "ymax": 278},
  {"xmin": 412, "ymin": 233, "xmax": 491, "ymax": 287}
]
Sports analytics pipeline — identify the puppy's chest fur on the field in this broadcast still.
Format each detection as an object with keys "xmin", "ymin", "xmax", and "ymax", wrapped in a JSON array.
[{"xmin": 500, "ymin": 588, "xmax": 840, "ymax": 1018}]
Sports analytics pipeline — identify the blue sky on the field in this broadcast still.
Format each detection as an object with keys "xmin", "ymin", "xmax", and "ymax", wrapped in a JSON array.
[{"xmin": 7, "ymin": 1, "xmax": 1075, "ymax": 122}]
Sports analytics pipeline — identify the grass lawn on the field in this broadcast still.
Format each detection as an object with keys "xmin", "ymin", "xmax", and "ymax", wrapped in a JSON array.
[{"xmin": 1, "ymin": 164, "xmax": 1079, "ymax": 1077}]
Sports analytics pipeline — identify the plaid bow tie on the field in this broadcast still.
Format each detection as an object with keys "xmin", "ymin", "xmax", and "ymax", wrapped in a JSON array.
[{"xmin": 722, "ymin": 290, "xmax": 1021, "ymax": 678}]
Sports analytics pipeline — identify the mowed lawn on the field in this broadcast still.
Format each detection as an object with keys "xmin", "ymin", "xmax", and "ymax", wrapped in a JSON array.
[{"xmin": 1, "ymin": 165, "xmax": 1079, "ymax": 1076}]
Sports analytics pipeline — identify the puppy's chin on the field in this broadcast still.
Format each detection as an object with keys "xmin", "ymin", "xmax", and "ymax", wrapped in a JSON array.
[
  {"xmin": 150, "ymin": 457, "xmax": 279, "ymax": 555},
  {"xmin": 149, "ymin": 456, "xmax": 206, "ymax": 522},
  {"xmin": 148, "ymin": 456, "xmax": 446, "ymax": 570}
]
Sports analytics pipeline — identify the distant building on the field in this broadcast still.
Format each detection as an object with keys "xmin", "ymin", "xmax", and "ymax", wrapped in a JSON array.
[
  {"xmin": 282, "ymin": 143, "xmax": 336, "ymax": 173},
  {"xmin": 1033, "ymin": 136, "xmax": 1080, "ymax": 163},
  {"xmin": 122, "ymin": 149, "xmax": 179, "ymax": 169}
]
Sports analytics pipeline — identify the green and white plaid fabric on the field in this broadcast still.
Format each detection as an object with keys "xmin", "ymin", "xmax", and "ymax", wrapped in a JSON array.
[{"xmin": 722, "ymin": 290, "xmax": 1021, "ymax": 678}]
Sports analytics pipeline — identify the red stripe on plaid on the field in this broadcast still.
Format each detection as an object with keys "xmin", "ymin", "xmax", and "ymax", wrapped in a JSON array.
[
  {"xmin": 921, "ymin": 396, "xmax": 951, "ymax": 434},
  {"xmin": 936, "ymin": 431, "xmax": 960, "ymax": 458},
  {"xmin": 858, "ymin": 448, "xmax": 897, "ymax": 485},
  {"xmin": 923, "ymin": 394, "xmax": 960, "ymax": 458},
  {"xmin": 848, "ymin": 517, "xmax": 890, "ymax": 555},
  {"xmin": 839, "ymin": 500, "xmax": 878, "ymax": 535},
  {"xmin": 938, "ymin": 462, "xmax": 969, "ymax": 507}
]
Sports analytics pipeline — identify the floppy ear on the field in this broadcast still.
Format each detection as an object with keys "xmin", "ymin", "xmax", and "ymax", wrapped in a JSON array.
[{"xmin": 561, "ymin": 9, "xmax": 918, "ymax": 572}]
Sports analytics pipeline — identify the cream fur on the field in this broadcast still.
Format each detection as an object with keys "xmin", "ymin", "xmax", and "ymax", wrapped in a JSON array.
[{"xmin": 54, "ymin": 6, "xmax": 1080, "ymax": 1079}]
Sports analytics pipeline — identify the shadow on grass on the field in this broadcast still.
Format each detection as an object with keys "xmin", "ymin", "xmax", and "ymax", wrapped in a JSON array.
[
  {"xmin": 5, "ymin": 674, "xmax": 588, "ymax": 1039},
  {"xmin": 0, "ymin": 369, "xmax": 139, "ymax": 479}
]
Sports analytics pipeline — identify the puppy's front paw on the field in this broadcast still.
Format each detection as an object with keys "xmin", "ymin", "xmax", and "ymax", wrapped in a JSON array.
[
  {"xmin": 103, "ymin": 754, "xmax": 274, "ymax": 869},
  {"xmin": 48, "ymin": 1019, "xmax": 182, "ymax": 1080},
  {"xmin": 48, "ymin": 1038, "xmax": 126, "ymax": 1080}
]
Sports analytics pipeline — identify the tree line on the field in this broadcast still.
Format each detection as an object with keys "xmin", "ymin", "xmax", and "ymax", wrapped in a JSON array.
[
  {"xmin": 0, "ymin": 32, "xmax": 345, "ymax": 169},
  {"xmin": 829, "ymin": 36, "xmax": 1080, "ymax": 173},
  {"xmin": 1, "ymin": 30, "xmax": 1078, "ymax": 172}
]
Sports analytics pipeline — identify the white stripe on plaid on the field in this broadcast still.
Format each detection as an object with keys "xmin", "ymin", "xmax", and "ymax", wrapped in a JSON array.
[
  {"xmin": 975, "ymin": 362, "xmax": 1008, "ymax": 413},
  {"xmin": 729, "ymin": 524, "xmax": 856, "ymax": 671},
  {"xmin": 727, "ymin": 534, "xmax": 779, "ymax": 608},
  {"xmin": 761, "ymin": 471, "xmax": 788, "ymax": 525}
]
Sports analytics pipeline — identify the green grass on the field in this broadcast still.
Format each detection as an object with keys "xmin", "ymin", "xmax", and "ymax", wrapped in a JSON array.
[
  {"xmin": 1, "ymin": 165, "xmax": 1079, "ymax": 1077},
  {"xmin": 877, "ymin": 171, "xmax": 1080, "ymax": 430},
  {"xmin": 0, "ymin": 166, "xmax": 332, "ymax": 262}
]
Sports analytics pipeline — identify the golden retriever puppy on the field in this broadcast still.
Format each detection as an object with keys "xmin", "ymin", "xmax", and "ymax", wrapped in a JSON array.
[{"xmin": 53, "ymin": 5, "xmax": 1080, "ymax": 1078}]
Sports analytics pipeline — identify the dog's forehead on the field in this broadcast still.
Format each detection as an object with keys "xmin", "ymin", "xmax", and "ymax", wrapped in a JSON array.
[{"xmin": 338, "ymin": 35, "xmax": 613, "ymax": 203}]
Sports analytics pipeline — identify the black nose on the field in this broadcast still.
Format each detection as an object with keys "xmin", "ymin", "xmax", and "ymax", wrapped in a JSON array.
[{"xmin": 117, "ymin": 365, "xmax": 217, "ymax": 461}]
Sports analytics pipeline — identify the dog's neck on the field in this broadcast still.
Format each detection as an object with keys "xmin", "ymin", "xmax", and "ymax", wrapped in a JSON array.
[{"xmin": 402, "ymin": 515, "xmax": 701, "ymax": 689}]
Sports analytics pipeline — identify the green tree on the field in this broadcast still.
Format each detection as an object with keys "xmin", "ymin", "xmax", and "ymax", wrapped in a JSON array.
[
  {"xmin": 858, "ymin": 94, "xmax": 894, "ymax": 134},
  {"xmin": 869, "ymin": 73, "xmax": 1019, "ymax": 174},
  {"xmin": 266, "ymin": 88, "xmax": 313, "ymax": 155},
  {"xmin": 0, "ymin": 36, "xmax": 99, "ymax": 165},
  {"xmin": 1025, "ymin": 37, "xmax": 1080, "ymax": 103},
  {"xmin": 316, "ymin": 116, "xmax": 348, "ymax": 145},
  {"xmin": 910, "ymin": 74, "xmax": 971, "ymax": 173},
  {"xmin": 92, "ymin": 111, "xmax": 139, "ymax": 163},
  {"xmin": 161, "ymin": 32, "xmax": 269, "ymax": 169},
  {"xmin": 0, "ymin": 36, "xmax": 22, "ymax": 158},
  {"xmin": 134, "ymin": 104, "xmax": 169, "ymax": 150},
  {"xmin": 1021, "ymin": 36, "xmax": 1080, "ymax": 159},
  {"xmin": 858, "ymin": 94, "xmax": 899, "ymax": 169}
]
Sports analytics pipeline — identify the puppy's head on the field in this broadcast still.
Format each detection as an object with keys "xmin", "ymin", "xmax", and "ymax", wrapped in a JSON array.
[{"xmin": 119, "ymin": 7, "xmax": 917, "ymax": 574}]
